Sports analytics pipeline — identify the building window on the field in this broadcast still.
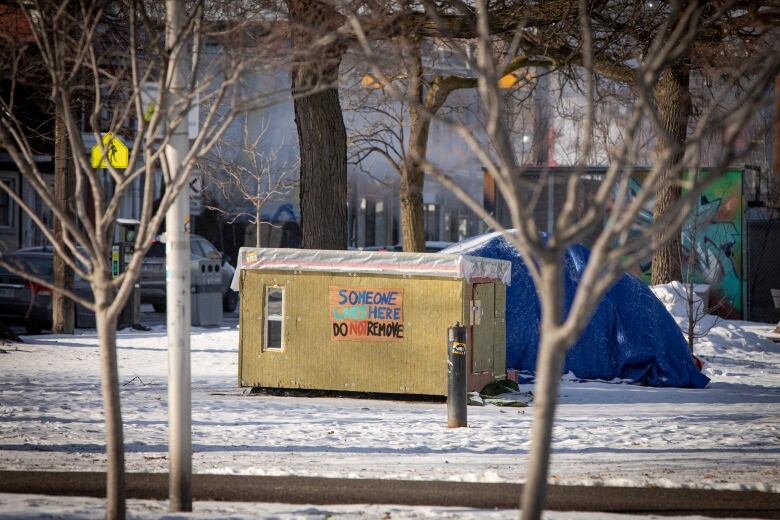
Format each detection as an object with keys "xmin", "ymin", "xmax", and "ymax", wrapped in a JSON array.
[
  {"xmin": 424, "ymin": 203, "xmax": 439, "ymax": 241},
  {"xmin": 364, "ymin": 198, "xmax": 376, "ymax": 246},
  {"xmin": 264, "ymin": 286, "xmax": 284, "ymax": 350},
  {"xmin": 0, "ymin": 178, "xmax": 16, "ymax": 229},
  {"xmin": 458, "ymin": 215, "xmax": 470, "ymax": 241},
  {"xmin": 375, "ymin": 200, "xmax": 386, "ymax": 246}
]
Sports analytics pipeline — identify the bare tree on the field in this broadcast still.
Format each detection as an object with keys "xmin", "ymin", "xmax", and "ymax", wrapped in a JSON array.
[
  {"xmin": 682, "ymin": 227, "xmax": 715, "ymax": 353},
  {"xmin": 0, "ymin": 1, "xmax": 288, "ymax": 517},
  {"xmin": 199, "ymin": 117, "xmax": 295, "ymax": 247},
  {"xmin": 348, "ymin": 1, "xmax": 780, "ymax": 518},
  {"xmin": 677, "ymin": 164, "xmax": 743, "ymax": 353},
  {"xmin": 346, "ymin": 38, "xmax": 549, "ymax": 251},
  {"xmin": 675, "ymin": 203, "xmax": 724, "ymax": 354}
]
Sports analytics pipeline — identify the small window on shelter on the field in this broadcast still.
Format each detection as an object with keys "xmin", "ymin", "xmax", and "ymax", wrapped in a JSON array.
[{"xmin": 264, "ymin": 286, "xmax": 284, "ymax": 350}]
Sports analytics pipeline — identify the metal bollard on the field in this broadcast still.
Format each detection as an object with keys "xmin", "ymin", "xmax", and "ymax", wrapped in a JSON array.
[
  {"xmin": 447, "ymin": 322, "xmax": 468, "ymax": 428},
  {"xmin": 132, "ymin": 282, "xmax": 141, "ymax": 327}
]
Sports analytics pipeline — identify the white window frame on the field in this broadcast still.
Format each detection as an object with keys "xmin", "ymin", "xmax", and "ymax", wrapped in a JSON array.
[{"xmin": 263, "ymin": 285, "xmax": 284, "ymax": 351}]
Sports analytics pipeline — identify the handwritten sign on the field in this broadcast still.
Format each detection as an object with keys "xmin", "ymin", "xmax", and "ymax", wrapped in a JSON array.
[{"xmin": 329, "ymin": 286, "xmax": 404, "ymax": 341}]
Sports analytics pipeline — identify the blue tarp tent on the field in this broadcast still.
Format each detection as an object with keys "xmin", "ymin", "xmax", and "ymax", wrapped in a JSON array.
[{"xmin": 444, "ymin": 232, "xmax": 709, "ymax": 388}]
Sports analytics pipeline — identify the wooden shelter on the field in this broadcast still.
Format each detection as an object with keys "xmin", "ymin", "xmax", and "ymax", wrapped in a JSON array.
[{"xmin": 232, "ymin": 247, "xmax": 511, "ymax": 396}]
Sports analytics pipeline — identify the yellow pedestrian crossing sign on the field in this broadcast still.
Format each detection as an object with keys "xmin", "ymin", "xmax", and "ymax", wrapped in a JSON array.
[{"xmin": 90, "ymin": 133, "xmax": 129, "ymax": 169}]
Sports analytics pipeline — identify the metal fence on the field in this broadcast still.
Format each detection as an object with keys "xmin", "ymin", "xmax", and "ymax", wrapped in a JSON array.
[{"xmin": 747, "ymin": 218, "xmax": 780, "ymax": 323}]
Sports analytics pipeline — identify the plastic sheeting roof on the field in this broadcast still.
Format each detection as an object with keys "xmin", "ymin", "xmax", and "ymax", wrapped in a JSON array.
[{"xmin": 230, "ymin": 247, "xmax": 512, "ymax": 291}]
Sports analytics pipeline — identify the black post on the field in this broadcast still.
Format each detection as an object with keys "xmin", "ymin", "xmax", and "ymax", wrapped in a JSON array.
[{"xmin": 448, "ymin": 322, "xmax": 468, "ymax": 428}]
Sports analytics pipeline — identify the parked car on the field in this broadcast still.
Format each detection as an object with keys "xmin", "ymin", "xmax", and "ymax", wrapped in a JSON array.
[
  {"xmin": 139, "ymin": 234, "xmax": 238, "ymax": 313},
  {"xmin": 359, "ymin": 241, "xmax": 455, "ymax": 253},
  {"xmin": 0, "ymin": 247, "xmax": 95, "ymax": 334},
  {"xmin": 422, "ymin": 240, "xmax": 456, "ymax": 252}
]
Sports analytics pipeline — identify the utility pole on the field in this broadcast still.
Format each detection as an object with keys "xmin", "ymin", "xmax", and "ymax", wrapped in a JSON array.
[{"xmin": 165, "ymin": 0, "xmax": 192, "ymax": 511}]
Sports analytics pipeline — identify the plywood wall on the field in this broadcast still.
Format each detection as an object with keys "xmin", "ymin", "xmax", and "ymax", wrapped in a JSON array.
[
  {"xmin": 239, "ymin": 269, "xmax": 468, "ymax": 395},
  {"xmin": 493, "ymin": 283, "xmax": 507, "ymax": 379}
]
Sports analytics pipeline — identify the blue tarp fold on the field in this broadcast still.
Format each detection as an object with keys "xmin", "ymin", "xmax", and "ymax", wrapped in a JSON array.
[{"xmin": 445, "ymin": 234, "xmax": 709, "ymax": 388}]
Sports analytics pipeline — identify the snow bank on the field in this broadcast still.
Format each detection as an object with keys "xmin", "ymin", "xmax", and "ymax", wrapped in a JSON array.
[
  {"xmin": 651, "ymin": 282, "xmax": 714, "ymax": 332},
  {"xmin": 652, "ymin": 282, "xmax": 780, "ymax": 388}
]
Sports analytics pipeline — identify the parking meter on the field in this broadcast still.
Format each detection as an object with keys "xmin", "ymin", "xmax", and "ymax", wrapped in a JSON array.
[{"xmin": 115, "ymin": 218, "xmax": 142, "ymax": 328}]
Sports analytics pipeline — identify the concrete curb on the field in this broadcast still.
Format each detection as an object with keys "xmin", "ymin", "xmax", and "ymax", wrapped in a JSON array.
[{"xmin": 0, "ymin": 471, "xmax": 778, "ymax": 518}]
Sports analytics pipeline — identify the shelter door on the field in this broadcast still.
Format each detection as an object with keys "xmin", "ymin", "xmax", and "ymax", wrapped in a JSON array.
[{"xmin": 472, "ymin": 283, "xmax": 495, "ymax": 373}]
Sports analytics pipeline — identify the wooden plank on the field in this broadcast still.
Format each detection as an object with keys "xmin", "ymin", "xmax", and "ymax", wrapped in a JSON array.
[
  {"xmin": 493, "ymin": 283, "xmax": 507, "ymax": 379},
  {"xmin": 472, "ymin": 283, "xmax": 495, "ymax": 373}
]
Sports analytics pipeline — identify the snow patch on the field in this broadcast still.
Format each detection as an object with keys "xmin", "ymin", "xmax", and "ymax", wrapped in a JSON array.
[{"xmin": 1, "ymin": 316, "xmax": 779, "ymax": 499}]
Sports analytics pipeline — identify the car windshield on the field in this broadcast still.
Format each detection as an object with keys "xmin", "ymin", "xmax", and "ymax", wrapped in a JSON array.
[
  {"xmin": 144, "ymin": 237, "xmax": 221, "ymax": 260},
  {"xmin": 198, "ymin": 239, "xmax": 220, "ymax": 259},
  {"xmin": 190, "ymin": 240, "xmax": 205, "ymax": 258}
]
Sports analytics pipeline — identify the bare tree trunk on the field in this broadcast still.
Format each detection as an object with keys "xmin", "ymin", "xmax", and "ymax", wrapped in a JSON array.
[
  {"xmin": 288, "ymin": 0, "xmax": 347, "ymax": 250},
  {"xmin": 686, "ymin": 283, "xmax": 697, "ymax": 352},
  {"xmin": 684, "ymin": 204, "xmax": 694, "ymax": 353},
  {"xmin": 94, "ymin": 281, "xmax": 125, "ymax": 520},
  {"xmin": 400, "ymin": 165, "xmax": 426, "ymax": 251},
  {"xmin": 520, "ymin": 260, "xmax": 566, "ymax": 520},
  {"xmin": 400, "ymin": 43, "xmax": 428, "ymax": 252},
  {"xmin": 293, "ymin": 88, "xmax": 347, "ymax": 250},
  {"xmin": 651, "ymin": 64, "xmax": 690, "ymax": 284},
  {"xmin": 255, "ymin": 177, "xmax": 262, "ymax": 248},
  {"xmin": 686, "ymin": 209, "xmax": 698, "ymax": 354},
  {"xmin": 531, "ymin": 72, "xmax": 551, "ymax": 166},
  {"xmin": 52, "ymin": 101, "xmax": 75, "ymax": 333},
  {"xmin": 400, "ymin": 129, "xmax": 429, "ymax": 253}
]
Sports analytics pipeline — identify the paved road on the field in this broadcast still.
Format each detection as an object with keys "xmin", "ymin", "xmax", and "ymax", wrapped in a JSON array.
[{"xmin": 1, "ymin": 471, "xmax": 778, "ymax": 518}]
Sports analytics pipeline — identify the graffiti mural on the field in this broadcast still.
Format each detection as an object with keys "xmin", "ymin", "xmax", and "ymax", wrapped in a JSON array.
[{"xmin": 626, "ymin": 169, "xmax": 744, "ymax": 318}]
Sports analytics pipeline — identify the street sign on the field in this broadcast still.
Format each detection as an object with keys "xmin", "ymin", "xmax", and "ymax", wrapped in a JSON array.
[
  {"xmin": 90, "ymin": 133, "xmax": 129, "ymax": 169},
  {"xmin": 189, "ymin": 172, "xmax": 203, "ymax": 216}
]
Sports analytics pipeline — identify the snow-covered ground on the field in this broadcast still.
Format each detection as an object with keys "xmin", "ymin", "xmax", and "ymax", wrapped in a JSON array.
[{"xmin": 1, "ymin": 284, "xmax": 779, "ymax": 517}]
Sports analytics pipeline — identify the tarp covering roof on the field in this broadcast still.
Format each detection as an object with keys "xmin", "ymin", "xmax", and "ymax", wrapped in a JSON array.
[
  {"xmin": 445, "ymin": 231, "xmax": 710, "ymax": 389},
  {"xmin": 231, "ymin": 247, "xmax": 512, "ymax": 291}
]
